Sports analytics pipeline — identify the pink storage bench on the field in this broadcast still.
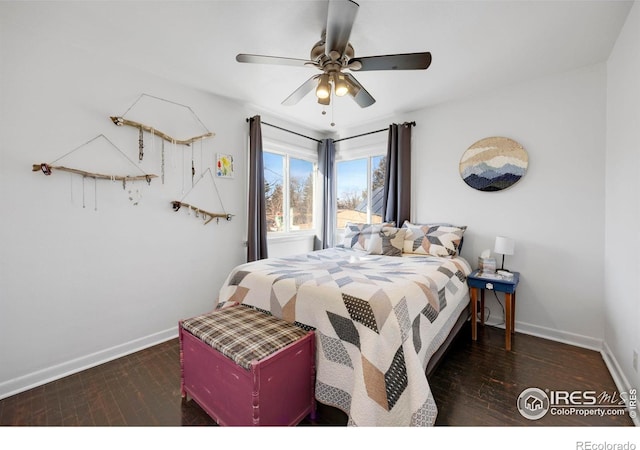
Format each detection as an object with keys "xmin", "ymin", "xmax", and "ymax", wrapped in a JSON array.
[{"xmin": 179, "ymin": 304, "xmax": 316, "ymax": 426}]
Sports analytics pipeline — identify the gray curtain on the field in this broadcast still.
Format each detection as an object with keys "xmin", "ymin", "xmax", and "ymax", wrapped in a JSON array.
[
  {"xmin": 247, "ymin": 116, "xmax": 268, "ymax": 262},
  {"xmin": 383, "ymin": 122, "xmax": 413, "ymax": 226},
  {"xmin": 316, "ymin": 138, "xmax": 336, "ymax": 249}
]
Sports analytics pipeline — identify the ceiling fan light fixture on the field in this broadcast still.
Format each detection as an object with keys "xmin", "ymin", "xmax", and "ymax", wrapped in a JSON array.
[
  {"xmin": 317, "ymin": 95, "xmax": 330, "ymax": 106},
  {"xmin": 316, "ymin": 74, "xmax": 331, "ymax": 99},
  {"xmin": 236, "ymin": 1, "xmax": 430, "ymax": 110},
  {"xmin": 344, "ymin": 77, "xmax": 360, "ymax": 97},
  {"xmin": 334, "ymin": 74, "xmax": 349, "ymax": 97}
]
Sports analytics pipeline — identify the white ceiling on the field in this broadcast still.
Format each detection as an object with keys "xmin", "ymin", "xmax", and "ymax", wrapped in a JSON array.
[{"xmin": 19, "ymin": 0, "xmax": 633, "ymax": 133}]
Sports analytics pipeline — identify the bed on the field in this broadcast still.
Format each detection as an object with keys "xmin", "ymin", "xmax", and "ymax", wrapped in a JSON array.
[{"xmin": 215, "ymin": 222, "xmax": 471, "ymax": 426}]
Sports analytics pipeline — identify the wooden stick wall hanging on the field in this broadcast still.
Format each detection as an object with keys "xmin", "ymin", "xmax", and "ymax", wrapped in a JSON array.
[
  {"xmin": 110, "ymin": 94, "xmax": 215, "ymax": 185},
  {"xmin": 32, "ymin": 134, "xmax": 158, "ymax": 209},
  {"xmin": 110, "ymin": 116, "xmax": 213, "ymax": 149},
  {"xmin": 171, "ymin": 168, "xmax": 233, "ymax": 225}
]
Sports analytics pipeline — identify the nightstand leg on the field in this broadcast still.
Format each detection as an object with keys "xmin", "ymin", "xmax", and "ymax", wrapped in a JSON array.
[
  {"xmin": 511, "ymin": 291, "xmax": 516, "ymax": 334},
  {"xmin": 480, "ymin": 290, "xmax": 485, "ymax": 325},
  {"xmin": 505, "ymin": 293, "xmax": 513, "ymax": 351},
  {"xmin": 470, "ymin": 287, "xmax": 477, "ymax": 341}
]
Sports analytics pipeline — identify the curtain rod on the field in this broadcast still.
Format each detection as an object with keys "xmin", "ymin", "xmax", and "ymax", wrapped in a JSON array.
[
  {"xmin": 334, "ymin": 121, "xmax": 416, "ymax": 143},
  {"xmin": 246, "ymin": 117, "xmax": 415, "ymax": 144},
  {"xmin": 246, "ymin": 118, "xmax": 321, "ymax": 143}
]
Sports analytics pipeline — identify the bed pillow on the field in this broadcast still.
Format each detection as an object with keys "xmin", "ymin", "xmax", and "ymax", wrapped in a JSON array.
[
  {"xmin": 339, "ymin": 222, "xmax": 395, "ymax": 252},
  {"xmin": 401, "ymin": 221, "xmax": 467, "ymax": 257},
  {"xmin": 367, "ymin": 226, "xmax": 407, "ymax": 257},
  {"xmin": 339, "ymin": 222, "xmax": 379, "ymax": 251}
]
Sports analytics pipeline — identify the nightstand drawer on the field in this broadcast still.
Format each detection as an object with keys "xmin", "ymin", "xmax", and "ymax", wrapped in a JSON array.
[{"xmin": 467, "ymin": 276, "xmax": 518, "ymax": 293}]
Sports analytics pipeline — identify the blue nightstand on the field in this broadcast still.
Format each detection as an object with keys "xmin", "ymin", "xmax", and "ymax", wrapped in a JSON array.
[{"xmin": 467, "ymin": 270, "xmax": 520, "ymax": 350}]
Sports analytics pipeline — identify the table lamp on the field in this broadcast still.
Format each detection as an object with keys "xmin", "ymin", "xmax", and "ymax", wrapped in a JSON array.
[{"xmin": 494, "ymin": 236, "xmax": 515, "ymax": 271}]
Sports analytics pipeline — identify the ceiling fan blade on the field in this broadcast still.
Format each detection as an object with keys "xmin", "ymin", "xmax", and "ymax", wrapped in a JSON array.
[
  {"xmin": 349, "ymin": 52, "xmax": 432, "ymax": 71},
  {"xmin": 236, "ymin": 54, "xmax": 312, "ymax": 67},
  {"xmin": 325, "ymin": 0, "xmax": 359, "ymax": 59},
  {"xmin": 344, "ymin": 73, "xmax": 375, "ymax": 108},
  {"xmin": 282, "ymin": 75, "xmax": 321, "ymax": 106}
]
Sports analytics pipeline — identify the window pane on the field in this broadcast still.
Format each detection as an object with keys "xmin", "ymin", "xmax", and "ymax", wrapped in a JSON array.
[
  {"xmin": 336, "ymin": 158, "xmax": 367, "ymax": 229},
  {"xmin": 289, "ymin": 158, "xmax": 314, "ymax": 230},
  {"xmin": 263, "ymin": 152, "xmax": 284, "ymax": 232},
  {"xmin": 370, "ymin": 155, "xmax": 386, "ymax": 224}
]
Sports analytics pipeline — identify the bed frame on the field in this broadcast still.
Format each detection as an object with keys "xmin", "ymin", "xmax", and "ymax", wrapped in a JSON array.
[{"xmin": 426, "ymin": 305, "xmax": 470, "ymax": 378}]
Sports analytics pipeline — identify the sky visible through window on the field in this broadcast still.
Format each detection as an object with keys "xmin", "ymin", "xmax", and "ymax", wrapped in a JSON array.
[
  {"xmin": 264, "ymin": 152, "xmax": 283, "ymax": 187},
  {"xmin": 264, "ymin": 153, "xmax": 371, "ymax": 201},
  {"xmin": 337, "ymin": 159, "xmax": 367, "ymax": 203}
]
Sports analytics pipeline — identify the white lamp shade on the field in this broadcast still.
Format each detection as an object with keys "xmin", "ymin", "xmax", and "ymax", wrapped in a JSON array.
[{"xmin": 494, "ymin": 236, "xmax": 515, "ymax": 255}]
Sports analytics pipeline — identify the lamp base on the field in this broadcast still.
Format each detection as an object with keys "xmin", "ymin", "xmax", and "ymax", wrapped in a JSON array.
[{"xmin": 499, "ymin": 255, "xmax": 511, "ymax": 272}]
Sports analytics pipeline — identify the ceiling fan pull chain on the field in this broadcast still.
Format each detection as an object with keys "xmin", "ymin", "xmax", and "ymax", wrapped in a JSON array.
[{"xmin": 331, "ymin": 91, "xmax": 336, "ymax": 127}]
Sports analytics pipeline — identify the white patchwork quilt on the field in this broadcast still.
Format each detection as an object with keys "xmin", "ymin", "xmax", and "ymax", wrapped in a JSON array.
[{"xmin": 216, "ymin": 247, "xmax": 471, "ymax": 426}]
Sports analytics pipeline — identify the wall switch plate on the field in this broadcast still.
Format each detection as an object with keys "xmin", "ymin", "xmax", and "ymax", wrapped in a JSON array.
[{"xmin": 634, "ymin": 350, "xmax": 638, "ymax": 372}]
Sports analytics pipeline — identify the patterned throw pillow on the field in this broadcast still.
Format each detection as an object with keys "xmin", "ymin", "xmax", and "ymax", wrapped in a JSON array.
[
  {"xmin": 339, "ymin": 222, "xmax": 396, "ymax": 252},
  {"xmin": 401, "ymin": 221, "xmax": 467, "ymax": 257},
  {"xmin": 367, "ymin": 226, "xmax": 407, "ymax": 257},
  {"xmin": 340, "ymin": 222, "xmax": 379, "ymax": 251}
]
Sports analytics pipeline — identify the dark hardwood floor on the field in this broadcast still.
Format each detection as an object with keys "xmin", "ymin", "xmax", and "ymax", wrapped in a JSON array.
[{"xmin": 0, "ymin": 323, "xmax": 634, "ymax": 427}]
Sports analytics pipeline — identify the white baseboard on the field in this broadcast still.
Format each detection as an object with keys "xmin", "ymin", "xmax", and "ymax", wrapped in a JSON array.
[
  {"xmin": 0, "ymin": 327, "xmax": 178, "ymax": 401},
  {"xmin": 602, "ymin": 341, "xmax": 640, "ymax": 427},
  {"xmin": 515, "ymin": 320, "xmax": 604, "ymax": 351},
  {"xmin": 484, "ymin": 318, "xmax": 603, "ymax": 351}
]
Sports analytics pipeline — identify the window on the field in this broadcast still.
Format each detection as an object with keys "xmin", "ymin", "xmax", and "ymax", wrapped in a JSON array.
[
  {"xmin": 336, "ymin": 154, "xmax": 386, "ymax": 230},
  {"xmin": 264, "ymin": 151, "xmax": 315, "ymax": 233}
]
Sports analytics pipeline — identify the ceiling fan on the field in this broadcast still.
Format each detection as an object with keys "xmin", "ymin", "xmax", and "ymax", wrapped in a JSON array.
[{"xmin": 236, "ymin": 0, "xmax": 432, "ymax": 108}]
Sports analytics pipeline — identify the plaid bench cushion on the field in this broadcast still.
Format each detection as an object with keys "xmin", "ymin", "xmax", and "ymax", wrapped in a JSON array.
[{"xmin": 181, "ymin": 305, "xmax": 309, "ymax": 370}]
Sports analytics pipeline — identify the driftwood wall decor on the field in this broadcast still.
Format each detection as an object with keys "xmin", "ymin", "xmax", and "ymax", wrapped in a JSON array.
[
  {"xmin": 32, "ymin": 134, "xmax": 158, "ymax": 209},
  {"xmin": 171, "ymin": 168, "xmax": 233, "ymax": 225},
  {"xmin": 110, "ymin": 94, "xmax": 215, "ymax": 163}
]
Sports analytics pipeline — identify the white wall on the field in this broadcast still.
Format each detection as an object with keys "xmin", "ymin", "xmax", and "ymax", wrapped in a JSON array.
[
  {"xmin": 0, "ymin": 6, "xmax": 248, "ymax": 398},
  {"xmin": 402, "ymin": 65, "xmax": 608, "ymax": 348},
  {"xmin": 604, "ymin": 0, "xmax": 640, "ymax": 399}
]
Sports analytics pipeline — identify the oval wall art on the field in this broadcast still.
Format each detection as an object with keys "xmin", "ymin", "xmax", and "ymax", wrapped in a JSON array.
[{"xmin": 459, "ymin": 136, "xmax": 528, "ymax": 192}]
